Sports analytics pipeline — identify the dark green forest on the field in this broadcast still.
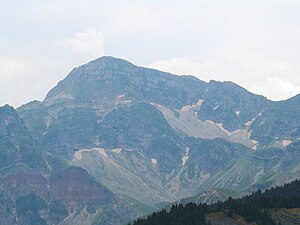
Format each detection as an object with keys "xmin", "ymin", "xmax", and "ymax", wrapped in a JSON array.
[{"xmin": 129, "ymin": 180, "xmax": 300, "ymax": 225}]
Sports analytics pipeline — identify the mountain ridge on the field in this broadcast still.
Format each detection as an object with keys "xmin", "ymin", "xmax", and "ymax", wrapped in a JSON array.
[{"xmin": 0, "ymin": 56, "xmax": 297, "ymax": 225}]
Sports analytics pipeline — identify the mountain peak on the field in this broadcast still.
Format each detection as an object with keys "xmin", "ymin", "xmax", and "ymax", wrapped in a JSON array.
[
  {"xmin": 0, "ymin": 103, "xmax": 47, "ymax": 172},
  {"xmin": 43, "ymin": 56, "xmax": 208, "ymax": 108},
  {"xmin": 70, "ymin": 56, "xmax": 135, "ymax": 75},
  {"xmin": 0, "ymin": 104, "xmax": 20, "ymax": 127},
  {"xmin": 43, "ymin": 56, "xmax": 138, "ymax": 103},
  {"xmin": 33, "ymin": 56, "xmax": 270, "ymax": 130},
  {"xmin": 0, "ymin": 104, "xmax": 16, "ymax": 113},
  {"xmin": 89, "ymin": 55, "xmax": 134, "ymax": 65}
]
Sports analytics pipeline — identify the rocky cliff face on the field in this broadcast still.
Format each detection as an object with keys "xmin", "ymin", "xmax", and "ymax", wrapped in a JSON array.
[
  {"xmin": 251, "ymin": 94, "xmax": 300, "ymax": 146},
  {"xmin": 0, "ymin": 105, "xmax": 47, "ymax": 174},
  {"xmin": 44, "ymin": 56, "xmax": 207, "ymax": 109}
]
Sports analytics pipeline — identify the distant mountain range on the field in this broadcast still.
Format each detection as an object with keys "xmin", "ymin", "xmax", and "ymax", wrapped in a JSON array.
[{"xmin": 0, "ymin": 56, "xmax": 299, "ymax": 224}]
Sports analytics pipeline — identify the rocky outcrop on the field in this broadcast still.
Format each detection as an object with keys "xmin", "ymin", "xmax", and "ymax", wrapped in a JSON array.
[
  {"xmin": 251, "ymin": 94, "xmax": 300, "ymax": 146},
  {"xmin": 0, "ymin": 105, "xmax": 47, "ymax": 174}
]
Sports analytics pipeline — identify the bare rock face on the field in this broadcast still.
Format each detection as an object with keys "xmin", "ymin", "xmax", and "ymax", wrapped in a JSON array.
[
  {"xmin": 44, "ymin": 56, "xmax": 207, "ymax": 109},
  {"xmin": 0, "ymin": 105, "xmax": 47, "ymax": 173},
  {"xmin": 250, "ymin": 94, "xmax": 300, "ymax": 145}
]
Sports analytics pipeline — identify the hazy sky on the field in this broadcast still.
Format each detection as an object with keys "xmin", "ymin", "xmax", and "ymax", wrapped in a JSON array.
[{"xmin": 1, "ymin": 0, "xmax": 300, "ymax": 107}]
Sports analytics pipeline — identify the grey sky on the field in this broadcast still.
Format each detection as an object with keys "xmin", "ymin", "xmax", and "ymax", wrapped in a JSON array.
[{"xmin": 1, "ymin": 0, "xmax": 300, "ymax": 107}]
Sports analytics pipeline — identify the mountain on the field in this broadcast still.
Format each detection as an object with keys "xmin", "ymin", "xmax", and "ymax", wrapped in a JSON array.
[
  {"xmin": 250, "ymin": 94, "xmax": 300, "ymax": 146},
  {"xmin": 18, "ymin": 57, "xmax": 271, "ymax": 154},
  {"xmin": 0, "ymin": 56, "xmax": 298, "ymax": 225},
  {"xmin": 0, "ymin": 104, "xmax": 47, "ymax": 174},
  {"xmin": 0, "ymin": 166, "xmax": 137, "ymax": 225},
  {"xmin": 16, "ymin": 56, "xmax": 300, "ymax": 209},
  {"xmin": 0, "ymin": 105, "xmax": 137, "ymax": 225}
]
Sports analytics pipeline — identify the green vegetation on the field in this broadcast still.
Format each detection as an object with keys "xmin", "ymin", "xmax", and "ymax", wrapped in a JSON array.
[{"xmin": 129, "ymin": 180, "xmax": 300, "ymax": 225}]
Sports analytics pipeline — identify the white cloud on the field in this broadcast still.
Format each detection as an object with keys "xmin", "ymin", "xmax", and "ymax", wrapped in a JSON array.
[
  {"xmin": 60, "ymin": 27, "xmax": 105, "ymax": 58},
  {"xmin": 0, "ymin": 27, "xmax": 107, "ymax": 107},
  {"xmin": 149, "ymin": 54, "xmax": 300, "ymax": 101},
  {"xmin": 0, "ymin": 1, "xmax": 300, "ymax": 105},
  {"xmin": 113, "ymin": 5, "xmax": 166, "ymax": 33},
  {"xmin": 149, "ymin": 57, "xmax": 209, "ymax": 80},
  {"xmin": 250, "ymin": 77, "xmax": 300, "ymax": 101},
  {"xmin": 0, "ymin": 58, "xmax": 26, "ymax": 76},
  {"xmin": 0, "ymin": 57, "xmax": 69, "ymax": 107}
]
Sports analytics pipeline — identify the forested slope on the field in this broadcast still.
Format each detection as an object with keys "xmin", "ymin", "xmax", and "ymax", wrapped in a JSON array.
[{"xmin": 130, "ymin": 180, "xmax": 300, "ymax": 225}]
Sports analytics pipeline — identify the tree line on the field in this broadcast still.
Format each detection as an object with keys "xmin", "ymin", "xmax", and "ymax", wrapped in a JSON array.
[{"xmin": 129, "ymin": 179, "xmax": 300, "ymax": 225}]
